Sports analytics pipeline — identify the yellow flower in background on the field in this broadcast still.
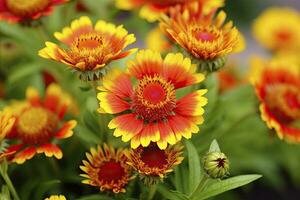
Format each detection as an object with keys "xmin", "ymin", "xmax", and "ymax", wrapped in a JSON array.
[
  {"xmin": 39, "ymin": 16, "xmax": 136, "ymax": 81},
  {"xmin": 127, "ymin": 143, "xmax": 183, "ymax": 184},
  {"xmin": 44, "ymin": 195, "xmax": 66, "ymax": 200},
  {"xmin": 0, "ymin": 109, "xmax": 15, "ymax": 142},
  {"xmin": 252, "ymin": 7, "xmax": 300, "ymax": 52},
  {"xmin": 146, "ymin": 27, "xmax": 172, "ymax": 53},
  {"xmin": 160, "ymin": 2, "xmax": 244, "ymax": 71},
  {"xmin": 5, "ymin": 84, "xmax": 77, "ymax": 164},
  {"xmin": 250, "ymin": 57, "xmax": 300, "ymax": 142},
  {"xmin": 115, "ymin": 0, "xmax": 224, "ymax": 22},
  {"xmin": 80, "ymin": 144, "xmax": 133, "ymax": 193}
]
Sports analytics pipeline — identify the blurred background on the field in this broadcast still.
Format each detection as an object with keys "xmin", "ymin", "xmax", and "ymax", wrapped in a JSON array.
[{"xmin": 0, "ymin": 0, "xmax": 300, "ymax": 199}]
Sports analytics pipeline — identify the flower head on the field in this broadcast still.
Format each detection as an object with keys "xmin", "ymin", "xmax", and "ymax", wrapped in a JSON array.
[
  {"xmin": 80, "ymin": 144, "xmax": 133, "ymax": 193},
  {"xmin": 0, "ymin": 109, "xmax": 15, "ymax": 162},
  {"xmin": 203, "ymin": 151, "xmax": 229, "ymax": 179},
  {"xmin": 0, "ymin": 0, "xmax": 68, "ymax": 24},
  {"xmin": 44, "ymin": 195, "xmax": 66, "ymax": 200},
  {"xmin": 160, "ymin": 2, "xmax": 244, "ymax": 71},
  {"xmin": 115, "ymin": 0, "xmax": 223, "ymax": 22},
  {"xmin": 39, "ymin": 16, "xmax": 136, "ymax": 81},
  {"xmin": 250, "ymin": 57, "xmax": 300, "ymax": 142},
  {"xmin": 98, "ymin": 50, "xmax": 207, "ymax": 149},
  {"xmin": 5, "ymin": 84, "xmax": 77, "ymax": 164},
  {"xmin": 252, "ymin": 7, "xmax": 300, "ymax": 52},
  {"xmin": 127, "ymin": 143, "xmax": 183, "ymax": 184}
]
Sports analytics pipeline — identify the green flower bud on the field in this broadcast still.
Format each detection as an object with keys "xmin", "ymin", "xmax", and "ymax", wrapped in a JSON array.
[{"xmin": 203, "ymin": 151, "xmax": 229, "ymax": 179}]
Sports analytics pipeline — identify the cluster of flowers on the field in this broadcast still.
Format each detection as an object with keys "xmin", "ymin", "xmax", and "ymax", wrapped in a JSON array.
[{"xmin": 0, "ymin": 0, "xmax": 256, "ymax": 199}]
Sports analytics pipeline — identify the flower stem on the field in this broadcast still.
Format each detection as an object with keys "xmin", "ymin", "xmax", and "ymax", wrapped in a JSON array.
[
  {"xmin": 0, "ymin": 164, "xmax": 20, "ymax": 200},
  {"xmin": 189, "ymin": 175, "xmax": 209, "ymax": 200},
  {"xmin": 147, "ymin": 184, "xmax": 157, "ymax": 200}
]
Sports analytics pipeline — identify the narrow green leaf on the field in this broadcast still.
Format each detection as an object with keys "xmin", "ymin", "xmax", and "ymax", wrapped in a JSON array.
[
  {"xmin": 76, "ymin": 194, "xmax": 114, "ymax": 200},
  {"xmin": 194, "ymin": 174, "xmax": 262, "ymax": 200},
  {"xmin": 157, "ymin": 185, "xmax": 189, "ymax": 200},
  {"xmin": 185, "ymin": 140, "xmax": 201, "ymax": 194},
  {"xmin": 208, "ymin": 139, "xmax": 221, "ymax": 153}
]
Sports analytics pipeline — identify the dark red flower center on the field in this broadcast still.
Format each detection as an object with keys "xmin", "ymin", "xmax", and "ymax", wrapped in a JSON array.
[
  {"xmin": 141, "ymin": 145, "xmax": 168, "ymax": 168},
  {"xmin": 6, "ymin": 0, "xmax": 50, "ymax": 16},
  {"xmin": 98, "ymin": 160, "xmax": 125, "ymax": 182},
  {"xmin": 276, "ymin": 30, "xmax": 292, "ymax": 42},
  {"xmin": 132, "ymin": 75, "xmax": 176, "ymax": 122}
]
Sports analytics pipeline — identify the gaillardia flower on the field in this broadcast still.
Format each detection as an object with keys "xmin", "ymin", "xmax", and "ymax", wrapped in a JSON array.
[
  {"xmin": 160, "ymin": 3, "xmax": 244, "ymax": 72},
  {"xmin": 0, "ymin": 0, "xmax": 68, "ymax": 24},
  {"xmin": 250, "ymin": 58, "xmax": 300, "ymax": 142},
  {"xmin": 5, "ymin": 84, "xmax": 77, "ymax": 164},
  {"xmin": 115, "ymin": 0, "xmax": 223, "ymax": 22},
  {"xmin": 0, "ymin": 109, "xmax": 15, "ymax": 162},
  {"xmin": 98, "ymin": 50, "xmax": 208, "ymax": 149},
  {"xmin": 44, "ymin": 195, "xmax": 66, "ymax": 200},
  {"xmin": 127, "ymin": 143, "xmax": 183, "ymax": 184},
  {"xmin": 80, "ymin": 144, "xmax": 133, "ymax": 193},
  {"xmin": 39, "ymin": 16, "xmax": 136, "ymax": 81},
  {"xmin": 252, "ymin": 7, "xmax": 300, "ymax": 52}
]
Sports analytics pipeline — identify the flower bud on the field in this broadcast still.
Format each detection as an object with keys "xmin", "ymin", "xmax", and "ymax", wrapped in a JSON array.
[{"xmin": 203, "ymin": 151, "xmax": 229, "ymax": 179}]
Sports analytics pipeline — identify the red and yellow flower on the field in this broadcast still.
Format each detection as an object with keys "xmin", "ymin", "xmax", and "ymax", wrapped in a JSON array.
[
  {"xmin": 5, "ymin": 84, "xmax": 77, "ymax": 164},
  {"xmin": 127, "ymin": 143, "xmax": 183, "ymax": 184},
  {"xmin": 80, "ymin": 144, "xmax": 133, "ymax": 193},
  {"xmin": 252, "ymin": 7, "xmax": 300, "ymax": 52},
  {"xmin": 250, "ymin": 57, "xmax": 300, "ymax": 142},
  {"xmin": 115, "ymin": 0, "xmax": 224, "ymax": 22},
  {"xmin": 97, "ymin": 50, "xmax": 207, "ymax": 149},
  {"xmin": 44, "ymin": 195, "xmax": 66, "ymax": 200},
  {"xmin": 0, "ymin": 109, "xmax": 15, "ymax": 162},
  {"xmin": 0, "ymin": 0, "xmax": 68, "ymax": 24},
  {"xmin": 39, "ymin": 16, "xmax": 136, "ymax": 81},
  {"xmin": 160, "ymin": 2, "xmax": 244, "ymax": 71},
  {"xmin": 146, "ymin": 27, "xmax": 172, "ymax": 53}
]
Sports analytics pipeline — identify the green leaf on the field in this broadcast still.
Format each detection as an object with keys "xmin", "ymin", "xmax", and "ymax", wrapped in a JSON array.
[
  {"xmin": 157, "ymin": 185, "xmax": 189, "ymax": 200},
  {"xmin": 7, "ymin": 62, "xmax": 43, "ymax": 84},
  {"xmin": 75, "ymin": 124, "xmax": 101, "ymax": 145},
  {"xmin": 194, "ymin": 174, "xmax": 262, "ymax": 200},
  {"xmin": 76, "ymin": 194, "xmax": 114, "ymax": 200},
  {"xmin": 208, "ymin": 139, "xmax": 221, "ymax": 153},
  {"xmin": 185, "ymin": 140, "xmax": 201, "ymax": 195},
  {"xmin": 82, "ymin": 109, "xmax": 101, "ymax": 134},
  {"xmin": 0, "ymin": 185, "xmax": 10, "ymax": 200}
]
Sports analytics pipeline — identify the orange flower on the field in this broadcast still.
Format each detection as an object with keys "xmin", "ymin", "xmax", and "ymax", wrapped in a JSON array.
[
  {"xmin": 0, "ymin": 0, "xmax": 68, "ymax": 23},
  {"xmin": 250, "ymin": 57, "xmax": 300, "ymax": 142},
  {"xmin": 127, "ymin": 143, "xmax": 183, "ymax": 184},
  {"xmin": 5, "ymin": 84, "xmax": 77, "ymax": 164},
  {"xmin": 39, "ymin": 16, "xmax": 136, "ymax": 81},
  {"xmin": 97, "ymin": 50, "xmax": 207, "ymax": 149},
  {"xmin": 80, "ymin": 144, "xmax": 133, "ymax": 193},
  {"xmin": 115, "ymin": 0, "xmax": 223, "ymax": 22},
  {"xmin": 160, "ymin": 2, "xmax": 244, "ymax": 71}
]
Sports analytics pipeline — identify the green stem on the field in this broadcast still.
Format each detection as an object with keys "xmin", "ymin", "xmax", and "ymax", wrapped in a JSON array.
[
  {"xmin": 147, "ymin": 184, "xmax": 157, "ymax": 200},
  {"xmin": 0, "ymin": 168, "xmax": 20, "ymax": 200},
  {"xmin": 189, "ymin": 175, "xmax": 209, "ymax": 200}
]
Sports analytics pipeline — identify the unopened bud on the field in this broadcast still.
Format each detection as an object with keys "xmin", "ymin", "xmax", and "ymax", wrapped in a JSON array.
[{"xmin": 203, "ymin": 152, "xmax": 229, "ymax": 179}]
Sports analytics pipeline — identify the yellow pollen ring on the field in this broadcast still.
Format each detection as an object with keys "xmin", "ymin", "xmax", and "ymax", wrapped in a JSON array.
[{"xmin": 6, "ymin": 0, "xmax": 50, "ymax": 16}]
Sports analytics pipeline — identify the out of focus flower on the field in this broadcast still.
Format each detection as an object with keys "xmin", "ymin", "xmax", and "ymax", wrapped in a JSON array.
[
  {"xmin": 127, "ymin": 143, "xmax": 183, "ymax": 184},
  {"xmin": 275, "ymin": 51, "xmax": 300, "ymax": 67},
  {"xmin": 0, "ymin": 109, "xmax": 15, "ymax": 162},
  {"xmin": 39, "ymin": 16, "xmax": 136, "ymax": 81},
  {"xmin": 250, "ymin": 57, "xmax": 300, "ymax": 142},
  {"xmin": 203, "ymin": 151, "xmax": 229, "ymax": 179},
  {"xmin": 115, "ymin": 0, "xmax": 223, "ymax": 22},
  {"xmin": 5, "ymin": 84, "xmax": 77, "ymax": 164},
  {"xmin": 146, "ymin": 27, "xmax": 172, "ymax": 53},
  {"xmin": 42, "ymin": 71, "xmax": 57, "ymax": 87},
  {"xmin": 217, "ymin": 63, "xmax": 244, "ymax": 93},
  {"xmin": 0, "ymin": 0, "xmax": 68, "ymax": 24},
  {"xmin": 160, "ymin": 2, "xmax": 244, "ymax": 72},
  {"xmin": 98, "ymin": 50, "xmax": 207, "ymax": 149},
  {"xmin": 44, "ymin": 195, "xmax": 66, "ymax": 200},
  {"xmin": 252, "ymin": 7, "xmax": 300, "ymax": 52},
  {"xmin": 80, "ymin": 144, "xmax": 133, "ymax": 193}
]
